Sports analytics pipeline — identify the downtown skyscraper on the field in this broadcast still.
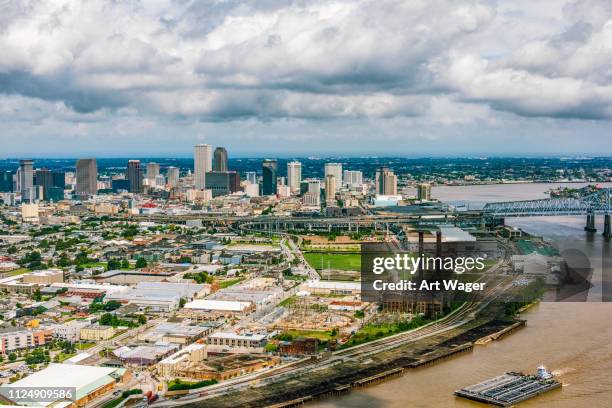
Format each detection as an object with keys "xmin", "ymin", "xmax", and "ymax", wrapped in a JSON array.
[
  {"xmin": 213, "ymin": 147, "xmax": 228, "ymax": 172},
  {"xmin": 324, "ymin": 163, "xmax": 343, "ymax": 186},
  {"xmin": 19, "ymin": 159, "xmax": 34, "ymax": 202},
  {"xmin": 287, "ymin": 161, "xmax": 302, "ymax": 194},
  {"xmin": 262, "ymin": 159, "xmax": 278, "ymax": 195},
  {"xmin": 76, "ymin": 158, "xmax": 98, "ymax": 197},
  {"xmin": 127, "ymin": 160, "xmax": 143, "ymax": 194},
  {"xmin": 194, "ymin": 144, "xmax": 212, "ymax": 190}
]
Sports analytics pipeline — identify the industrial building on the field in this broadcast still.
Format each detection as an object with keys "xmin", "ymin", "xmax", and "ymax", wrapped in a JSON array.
[
  {"xmin": 105, "ymin": 282, "xmax": 208, "ymax": 312},
  {"xmin": 183, "ymin": 299, "xmax": 254, "ymax": 317},
  {"xmin": 2, "ymin": 363, "xmax": 130, "ymax": 407}
]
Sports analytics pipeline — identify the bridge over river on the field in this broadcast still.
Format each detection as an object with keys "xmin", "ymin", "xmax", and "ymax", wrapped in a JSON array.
[{"xmin": 482, "ymin": 188, "xmax": 612, "ymax": 238}]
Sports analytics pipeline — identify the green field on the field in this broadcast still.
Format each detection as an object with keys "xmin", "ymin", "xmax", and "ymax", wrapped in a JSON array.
[
  {"xmin": 303, "ymin": 253, "xmax": 361, "ymax": 271},
  {"xmin": 281, "ymin": 329, "xmax": 336, "ymax": 341}
]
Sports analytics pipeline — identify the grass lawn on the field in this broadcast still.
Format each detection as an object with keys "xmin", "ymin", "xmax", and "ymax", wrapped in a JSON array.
[
  {"xmin": 75, "ymin": 342, "xmax": 95, "ymax": 350},
  {"xmin": 55, "ymin": 352, "xmax": 75, "ymax": 362},
  {"xmin": 218, "ymin": 277, "xmax": 245, "ymax": 289},
  {"xmin": 278, "ymin": 296, "xmax": 297, "ymax": 307},
  {"xmin": 6, "ymin": 268, "xmax": 30, "ymax": 276},
  {"xmin": 303, "ymin": 252, "xmax": 361, "ymax": 271},
  {"xmin": 282, "ymin": 329, "xmax": 337, "ymax": 341}
]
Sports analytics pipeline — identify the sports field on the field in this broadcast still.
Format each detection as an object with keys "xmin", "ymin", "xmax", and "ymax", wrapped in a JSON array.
[{"xmin": 303, "ymin": 252, "xmax": 361, "ymax": 271}]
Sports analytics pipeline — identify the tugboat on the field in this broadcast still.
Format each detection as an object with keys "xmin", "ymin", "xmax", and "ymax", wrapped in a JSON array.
[{"xmin": 536, "ymin": 364, "xmax": 553, "ymax": 380}]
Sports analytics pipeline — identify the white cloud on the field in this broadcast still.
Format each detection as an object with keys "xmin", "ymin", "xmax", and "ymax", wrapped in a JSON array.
[{"xmin": 0, "ymin": 0, "xmax": 611, "ymax": 155}]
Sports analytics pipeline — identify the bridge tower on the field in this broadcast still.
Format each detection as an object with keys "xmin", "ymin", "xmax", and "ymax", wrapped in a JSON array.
[{"xmin": 584, "ymin": 211, "xmax": 597, "ymax": 232}]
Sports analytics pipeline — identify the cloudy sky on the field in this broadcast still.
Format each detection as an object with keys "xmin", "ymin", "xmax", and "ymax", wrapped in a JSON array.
[{"xmin": 1, "ymin": 0, "xmax": 611, "ymax": 157}]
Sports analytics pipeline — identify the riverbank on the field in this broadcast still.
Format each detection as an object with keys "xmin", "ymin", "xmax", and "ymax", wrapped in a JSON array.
[{"xmin": 184, "ymin": 312, "xmax": 522, "ymax": 408}]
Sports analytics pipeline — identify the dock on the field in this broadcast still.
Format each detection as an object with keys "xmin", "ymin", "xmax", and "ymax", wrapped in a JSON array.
[{"xmin": 454, "ymin": 371, "xmax": 561, "ymax": 407}]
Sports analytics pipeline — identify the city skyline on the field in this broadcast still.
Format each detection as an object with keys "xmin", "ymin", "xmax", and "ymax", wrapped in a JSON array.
[{"xmin": 1, "ymin": 0, "xmax": 612, "ymax": 156}]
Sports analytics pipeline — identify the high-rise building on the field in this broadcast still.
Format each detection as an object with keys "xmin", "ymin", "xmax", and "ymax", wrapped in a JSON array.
[
  {"xmin": 213, "ymin": 147, "xmax": 228, "ymax": 172},
  {"xmin": 324, "ymin": 163, "xmax": 343, "ymax": 186},
  {"xmin": 146, "ymin": 162, "xmax": 160, "ymax": 183},
  {"xmin": 194, "ymin": 144, "xmax": 212, "ymax": 190},
  {"xmin": 343, "ymin": 170, "xmax": 363, "ymax": 188},
  {"xmin": 262, "ymin": 159, "xmax": 278, "ymax": 195},
  {"xmin": 245, "ymin": 172, "xmax": 257, "ymax": 185},
  {"xmin": 52, "ymin": 171, "xmax": 65, "ymax": 189},
  {"xmin": 287, "ymin": 161, "xmax": 302, "ymax": 193},
  {"xmin": 303, "ymin": 179, "xmax": 321, "ymax": 206},
  {"xmin": 127, "ymin": 160, "xmax": 142, "ymax": 194},
  {"xmin": 375, "ymin": 167, "xmax": 398, "ymax": 195},
  {"xmin": 19, "ymin": 160, "xmax": 34, "ymax": 202},
  {"xmin": 205, "ymin": 171, "xmax": 240, "ymax": 197},
  {"xmin": 0, "ymin": 171, "xmax": 13, "ymax": 192},
  {"xmin": 166, "ymin": 167, "xmax": 179, "ymax": 187},
  {"xmin": 76, "ymin": 159, "xmax": 98, "ymax": 196},
  {"xmin": 325, "ymin": 174, "xmax": 336, "ymax": 203},
  {"xmin": 35, "ymin": 168, "xmax": 53, "ymax": 200},
  {"xmin": 417, "ymin": 183, "xmax": 431, "ymax": 201}
]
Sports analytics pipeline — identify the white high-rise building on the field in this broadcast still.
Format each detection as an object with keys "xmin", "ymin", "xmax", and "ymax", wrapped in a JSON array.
[
  {"xmin": 325, "ymin": 174, "xmax": 336, "ymax": 202},
  {"xmin": 167, "ymin": 167, "xmax": 179, "ymax": 188},
  {"xmin": 303, "ymin": 179, "xmax": 321, "ymax": 207},
  {"xmin": 194, "ymin": 144, "xmax": 212, "ymax": 190},
  {"xmin": 324, "ymin": 163, "xmax": 342, "ymax": 186},
  {"xmin": 343, "ymin": 170, "xmax": 363, "ymax": 188},
  {"xmin": 287, "ymin": 161, "xmax": 302, "ymax": 193},
  {"xmin": 245, "ymin": 172, "xmax": 257, "ymax": 185}
]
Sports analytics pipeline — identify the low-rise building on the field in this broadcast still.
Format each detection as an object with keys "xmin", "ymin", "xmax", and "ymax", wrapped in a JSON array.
[
  {"xmin": 3, "ymin": 363, "xmax": 130, "ymax": 407},
  {"xmin": 206, "ymin": 332, "xmax": 267, "ymax": 353},
  {"xmin": 80, "ymin": 324, "xmax": 115, "ymax": 341}
]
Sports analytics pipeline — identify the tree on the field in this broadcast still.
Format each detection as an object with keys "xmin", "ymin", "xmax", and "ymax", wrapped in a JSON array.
[
  {"xmin": 135, "ymin": 257, "xmax": 147, "ymax": 268},
  {"xmin": 8, "ymin": 353, "xmax": 16, "ymax": 362},
  {"xmin": 107, "ymin": 259, "xmax": 121, "ymax": 271},
  {"xmin": 32, "ymin": 289, "xmax": 42, "ymax": 301},
  {"xmin": 121, "ymin": 259, "xmax": 130, "ymax": 269},
  {"xmin": 7, "ymin": 245, "xmax": 17, "ymax": 254},
  {"xmin": 137, "ymin": 315, "xmax": 147, "ymax": 325},
  {"xmin": 179, "ymin": 298, "xmax": 187, "ymax": 308}
]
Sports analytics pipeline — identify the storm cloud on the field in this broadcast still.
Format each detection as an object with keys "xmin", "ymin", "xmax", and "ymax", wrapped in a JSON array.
[{"xmin": 0, "ymin": 0, "xmax": 611, "ymax": 156}]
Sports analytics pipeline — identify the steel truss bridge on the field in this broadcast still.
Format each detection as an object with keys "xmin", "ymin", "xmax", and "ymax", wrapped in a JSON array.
[{"xmin": 482, "ymin": 188, "xmax": 612, "ymax": 217}]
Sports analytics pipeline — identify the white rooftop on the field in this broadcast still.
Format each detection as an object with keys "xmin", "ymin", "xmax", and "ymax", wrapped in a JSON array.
[
  {"xmin": 306, "ymin": 280, "xmax": 361, "ymax": 290},
  {"xmin": 184, "ymin": 299, "xmax": 252, "ymax": 312},
  {"xmin": 209, "ymin": 332, "xmax": 266, "ymax": 341}
]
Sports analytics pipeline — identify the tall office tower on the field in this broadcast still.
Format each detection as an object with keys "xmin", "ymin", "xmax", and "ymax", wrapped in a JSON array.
[
  {"xmin": 229, "ymin": 171, "xmax": 241, "ymax": 193},
  {"xmin": 375, "ymin": 167, "xmax": 398, "ymax": 195},
  {"xmin": 0, "ymin": 171, "xmax": 13, "ymax": 192},
  {"xmin": 19, "ymin": 160, "xmax": 34, "ymax": 202},
  {"xmin": 127, "ymin": 160, "xmax": 143, "ymax": 194},
  {"xmin": 343, "ymin": 170, "xmax": 363, "ymax": 188},
  {"xmin": 76, "ymin": 159, "xmax": 98, "ymax": 196},
  {"xmin": 324, "ymin": 163, "xmax": 343, "ymax": 186},
  {"xmin": 262, "ymin": 159, "xmax": 278, "ymax": 195},
  {"xmin": 166, "ymin": 167, "xmax": 179, "ymax": 187},
  {"xmin": 35, "ymin": 168, "xmax": 53, "ymax": 200},
  {"xmin": 146, "ymin": 162, "xmax": 160, "ymax": 183},
  {"xmin": 194, "ymin": 144, "xmax": 212, "ymax": 189},
  {"xmin": 245, "ymin": 172, "xmax": 257, "ymax": 185},
  {"xmin": 303, "ymin": 179, "xmax": 321, "ymax": 206},
  {"xmin": 213, "ymin": 147, "xmax": 228, "ymax": 172},
  {"xmin": 287, "ymin": 161, "xmax": 302, "ymax": 193},
  {"xmin": 52, "ymin": 171, "xmax": 66, "ymax": 189},
  {"xmin": 417, "ymin": 183, "xmax": 432, "ymax": 201},
  {"xmin": 325, "ymin": 174, "xmax": 336, "ymax": 202}
]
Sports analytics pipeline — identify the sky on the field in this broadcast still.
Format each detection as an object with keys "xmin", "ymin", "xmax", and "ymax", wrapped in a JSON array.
[{"xmin": 0, "ymin": 0, "xmax": 611, "ymax": 157}]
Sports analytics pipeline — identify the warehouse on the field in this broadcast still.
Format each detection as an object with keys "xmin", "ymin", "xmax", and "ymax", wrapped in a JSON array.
[{"xmin": 2, "ymin": 363, "xmax": 130, "ymax": 407}]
